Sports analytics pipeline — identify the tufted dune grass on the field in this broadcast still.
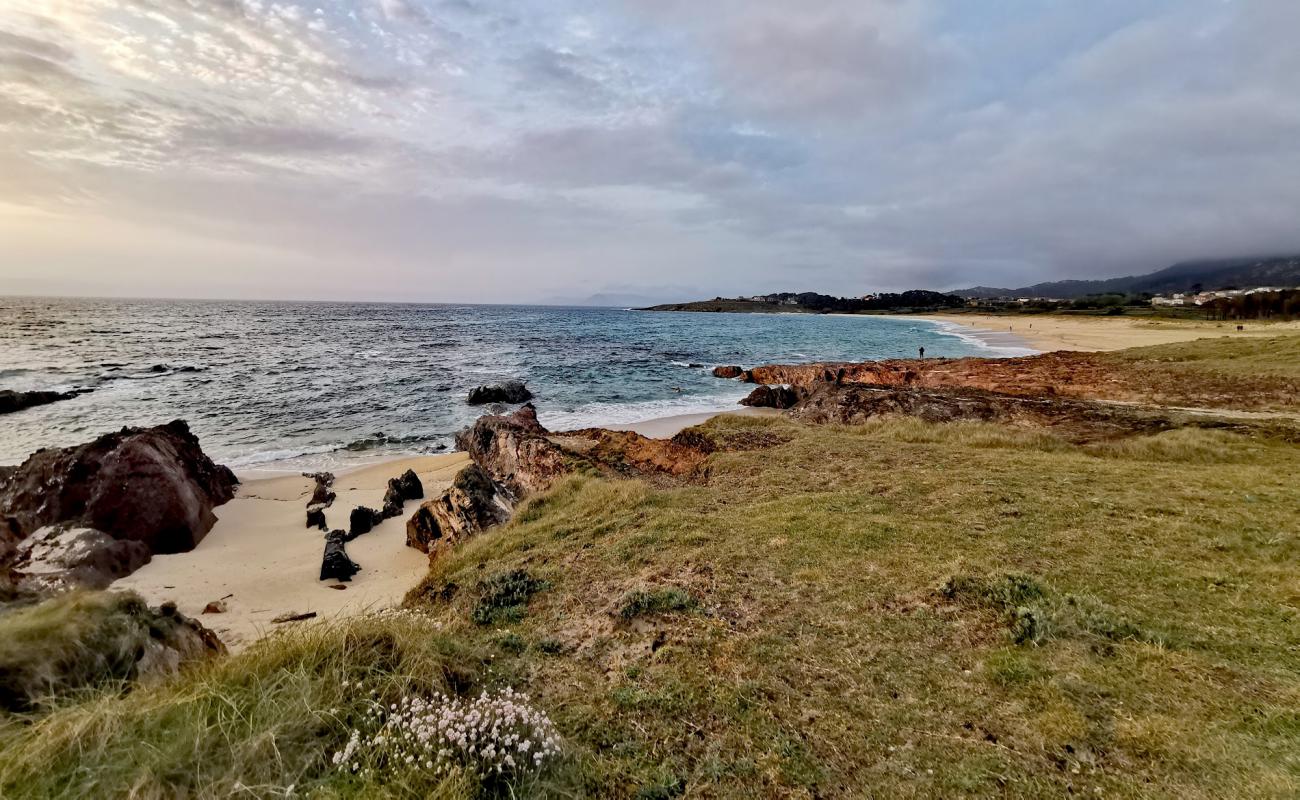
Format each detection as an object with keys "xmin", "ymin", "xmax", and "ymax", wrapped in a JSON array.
[{"xmin": 3, "ymin": 402, "xmax": 1299, "ymax": 796}]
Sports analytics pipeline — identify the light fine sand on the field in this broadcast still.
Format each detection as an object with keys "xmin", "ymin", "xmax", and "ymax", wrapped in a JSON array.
[
  {"xmin": 115, "ymin": 453, "xmax": 468, "ymax": 651},
  {"xmin": 918, "ymin": 313, "xmax": 1300, "ymax": 352}
]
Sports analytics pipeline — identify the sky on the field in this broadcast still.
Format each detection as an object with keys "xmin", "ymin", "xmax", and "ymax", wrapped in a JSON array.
[{"xmin": 1, "ymin": 0, "xmax": 1297, "ymax": 304}]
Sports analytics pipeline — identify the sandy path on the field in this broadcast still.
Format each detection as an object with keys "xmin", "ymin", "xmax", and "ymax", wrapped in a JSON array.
[
  {"xmin": 917, "ymin": 313, "xmax": 1300, "ymax": 352},
  {"xmin": 115, "ymin": 452, "xmax": 468, "ymax": 651}
]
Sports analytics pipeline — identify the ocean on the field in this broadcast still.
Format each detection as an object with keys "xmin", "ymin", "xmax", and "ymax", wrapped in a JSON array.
[{"xmin": 0, "ymin": 298, "xmax": 1033, "ymax": 471}]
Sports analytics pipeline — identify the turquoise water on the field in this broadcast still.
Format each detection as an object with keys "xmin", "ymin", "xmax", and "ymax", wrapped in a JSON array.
[{"xmin": 0, "ymin": 299, "xmax": 1032, "ymax": 470}]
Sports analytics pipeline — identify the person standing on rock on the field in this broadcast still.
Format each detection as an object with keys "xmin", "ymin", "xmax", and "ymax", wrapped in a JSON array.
[{"xmin": 918, "ymin": 346, "xmax": 925, "ymax": 359}]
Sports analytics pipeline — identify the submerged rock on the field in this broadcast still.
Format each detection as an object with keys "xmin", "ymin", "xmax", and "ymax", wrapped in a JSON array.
[
  {"xmin": 0, "ymin": 389, "xmax": 88, "ymax": 416},
  {"xmin": 406, "ymin": 464, "xmax": 512, "ymax": 555},
  {"xmin": 0, "ymin": 420, "xmax": 237, "ymax": 594},
  {"xmin": 467, "ymin": 380, "xmax": 533, "ymax": 406}
]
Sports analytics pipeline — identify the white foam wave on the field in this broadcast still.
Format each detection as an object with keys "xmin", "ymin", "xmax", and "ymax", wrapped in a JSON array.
[{"xmin": 922, "ymin": 320, "xmax": 1039, "ymax": 357}]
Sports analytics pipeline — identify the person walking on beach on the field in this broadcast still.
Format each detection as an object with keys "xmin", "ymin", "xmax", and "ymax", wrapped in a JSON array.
[{"xmin": 918, "ymin": 346, "xmax": 925, "ymax": 359}]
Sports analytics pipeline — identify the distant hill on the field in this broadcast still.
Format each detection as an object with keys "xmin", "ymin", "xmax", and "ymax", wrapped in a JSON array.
[
  {"xmin": 642, "ymin": 290, "xmax": 965, "ymax": 314},
  {"xmin": 954, "ymin": 255, "xmax": 1300, "ymax": 299}
]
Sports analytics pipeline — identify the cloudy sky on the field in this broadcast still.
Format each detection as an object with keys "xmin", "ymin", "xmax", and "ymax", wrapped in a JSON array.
[{"xmin": 1, "ymin": 1, "xmax": 1297, "ymax": 303}]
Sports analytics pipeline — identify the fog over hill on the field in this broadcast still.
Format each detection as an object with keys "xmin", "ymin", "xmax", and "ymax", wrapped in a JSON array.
[{"xmin": 953, "ymin": 255, "xmax": 1300, "ymax": 299}]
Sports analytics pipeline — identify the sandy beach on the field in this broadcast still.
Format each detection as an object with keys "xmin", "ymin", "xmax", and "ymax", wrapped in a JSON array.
[
  {"xmin": 115, "ymin": 452, "xmax": 468, "ymax": 651},
  {"xmin": 916, "ymin": 313, "xmax": 1300, "ymax": 352}
]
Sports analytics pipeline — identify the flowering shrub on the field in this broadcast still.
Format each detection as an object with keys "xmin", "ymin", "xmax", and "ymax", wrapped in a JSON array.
[{"xmin": 332, "ymin": 686, "xmax": 561, "ymax": 782}]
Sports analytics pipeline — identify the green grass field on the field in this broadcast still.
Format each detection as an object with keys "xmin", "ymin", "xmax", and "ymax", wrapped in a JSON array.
[{"xmin": 3, "ymin": 407, "xmax": 1296, "ymax": 798}]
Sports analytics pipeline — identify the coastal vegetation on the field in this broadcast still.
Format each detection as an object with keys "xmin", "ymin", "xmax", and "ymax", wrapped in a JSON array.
[{"xmin": 3, "ymin": 336, "xmax": 1298, "ymax": 797}]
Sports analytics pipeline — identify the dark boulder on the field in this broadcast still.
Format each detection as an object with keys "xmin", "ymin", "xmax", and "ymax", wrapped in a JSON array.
[
  {"xmin": 406, "ymin": 465, "xmax": 511, "ymax": 555},
  {"xmin": 740, "ymin": 384, "xmax": 800, "ymax": 409},
  {"xmin": 0, "ymin": 389, "xmax": 88, "ymax": 416},
  {"xmin": 397, "ymin": 468, "xmax": 423, "ymax": 500},
  {"xmin": 467, "ymin": 380, "xmax": 533, "ymax": 406},
  {"xmin": 11, "ymin": 526, "xmax": 152, "ymax": 594},
  {"xmin": 304, "ymin": 471, "xmax": 336, "ymax": 508},
  {"xmin": 381, "ymin": 480, "xmax": 404, "ymax": 520},
  {"xmin": 320, "ymin": 530, "xmax": 360, "ymax": 582},
  {"xmin": 0, "ymin": 420, "xmax": 237, "ymax": 566},
  {"xmin": 712, "ymin": 366, "xmax": 744, "ymax": 379},
  {"xmin": 348, "ymin": 506, "xmax": 383, "ymax": 538},
  {"xmin": 306, "ymin": 506, "xmax": 327, "ymax": 531}
]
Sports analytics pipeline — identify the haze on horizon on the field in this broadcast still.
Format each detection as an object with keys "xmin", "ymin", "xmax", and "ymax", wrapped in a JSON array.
[{"xmin": 1, "ymin": 1, "xmax": 1297, "ymax": 305}]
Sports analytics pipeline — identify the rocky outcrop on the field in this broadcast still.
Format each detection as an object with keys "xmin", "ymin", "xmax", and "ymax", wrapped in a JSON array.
[
  {"xmin": 740, "ymin": 384, "xmax": 799, "ymax": 409},
  {"xmin": 406, "ymin": 464, "xmax": 512, "ymax": 555},
  {"xmin": 738, "ymin": 349, "xmax": 1300, "ymax": 412},
  {"xmin": 407, "ymin": 405, "xmax": 719, "ymax": 559},
  {"xmin": 455, "ymin": 404, "xmax": 572, "ymax": 497},
  {"xmin": 712, "ymin": 366, "xmax": 744, "ymax": 379},
  {"xmin": 0, "ymin": 421, "xmax": 237, "ymax": 594},
  {"xmin": 467, "ymin": 380, "xmax": 533, "ymax": 406},
  {"xmin": 320, "ymin": 530, "xmax": 360, "ymax": 582},
  {"xmin": 773, "ymin": 381, "xmax": 1230, "ymax": 443},
  {"xmin": 0, "ymin": 591, "xmax": 225, "ymax": 712},
  {"xmin": 10, "ymin": 527, "xmax": 152, "ymax": 594}
]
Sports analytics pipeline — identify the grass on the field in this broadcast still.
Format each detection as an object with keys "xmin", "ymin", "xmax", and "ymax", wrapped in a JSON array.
[
  {"xmin": 0, "ymin": 609, "xmax": 549, "ymax": 798},
  {"xmin": 0, "ymin": 591, "xmax": 204, "ymax": 713},
  {"xmin": 399, "ymin": 413, "xmax": 1299, "ymax": 798},
  {"xmin": 3, "ymin": 398, "xmax": 1299, "ymax": 796},
  {"xmin": 1108, "ymin": 334, "xmax": 1300, "ymax": 381}
]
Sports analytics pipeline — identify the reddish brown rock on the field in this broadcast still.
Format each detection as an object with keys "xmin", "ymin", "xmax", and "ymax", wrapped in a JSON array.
[
  {"xmin": 408, "ymin": 405, "xmax": 719, "ymax": 559},
  {"xmin": 455, "ymin": 404, "xmax": 573, "ymax": 497},
  {"xmin": 0, "ymin": 420, "xmax": 237, "ymax": 571},
  {"xmin": 740, "ymin": 349, "xmax": 1299, "ymax": 411},
  {"xmin": 406, "ymin": 464, "xmax": 512, "ymax": 555},
  {"xmin": 711, "ymin": 365, "xmax": 744, "ymax": 379}
]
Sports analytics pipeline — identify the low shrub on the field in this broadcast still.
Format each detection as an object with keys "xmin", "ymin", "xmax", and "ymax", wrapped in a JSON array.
[
  {"xmin": 618, "ymin": 587, "xmax": 697, "ymax": 620},
  {"xmin": 471, "ymin": 569, "xmax": 548, "ymax": 626}
]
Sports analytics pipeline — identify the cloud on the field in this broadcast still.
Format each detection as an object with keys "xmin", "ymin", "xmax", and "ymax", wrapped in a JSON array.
[{"xmin": 1, "ymin": 0, "xmax": 1298, "ymax": 301}]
